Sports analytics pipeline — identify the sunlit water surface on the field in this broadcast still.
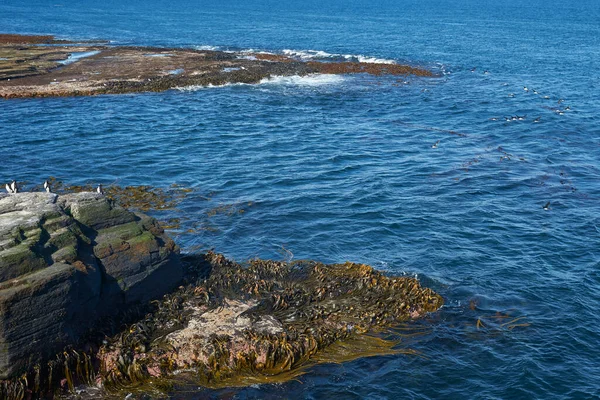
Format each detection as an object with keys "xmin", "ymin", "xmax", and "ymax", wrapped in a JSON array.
[{"xmin": 1, "ymin": 0, "xmax": 600, "ymax": 398}]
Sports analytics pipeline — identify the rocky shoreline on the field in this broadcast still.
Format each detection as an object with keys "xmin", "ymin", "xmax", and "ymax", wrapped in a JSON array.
[
  {"xmin": 0, "ymin": 34, "xmax": 435, "ymax": 99},
  {"xmin": 0, "ymin": 192, "xmax": 182, "ymax": 380},
  {"xmin": 0, "ymin": 190, "xmax": 443, "ymax": 398}
]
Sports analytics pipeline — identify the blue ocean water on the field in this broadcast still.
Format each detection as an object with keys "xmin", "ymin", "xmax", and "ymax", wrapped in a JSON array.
[{"xmin": 1, "ymin": 0, "xmax": 600, "ymax": 398}]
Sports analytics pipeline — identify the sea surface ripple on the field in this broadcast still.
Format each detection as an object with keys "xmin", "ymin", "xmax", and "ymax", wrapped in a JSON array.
[{"xmin": 1, "ymin": 0, "xmax": 600, "ymax": 398}]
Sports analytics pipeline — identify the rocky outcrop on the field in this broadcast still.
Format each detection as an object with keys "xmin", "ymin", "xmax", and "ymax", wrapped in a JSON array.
[
  {"xmin": 0, "ymin": 34, "xmax": 435, "ymax": 99},
  {"xmin": 96, "ymin": 252, "xmax": 444, "ymax": 389},
  {"xmin": 0, "ymin": 192, "xmax": 182, "ymax": 379}
]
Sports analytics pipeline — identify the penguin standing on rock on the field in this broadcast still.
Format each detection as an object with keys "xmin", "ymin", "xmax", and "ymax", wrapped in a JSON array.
[
  {"xmin": 97, "ymin": 184, "xmax": 104, "ymax": 195},
  {"xmin": 4, "ymin": 183, "xmax": 12, "ymax": 194},
  {"xmin": 10, "ymin": 180, "xmax": 18, "ymax": 193},
  {"xmin": 44, "ymin": 180, "xmax": 51, "ymax": 193}
]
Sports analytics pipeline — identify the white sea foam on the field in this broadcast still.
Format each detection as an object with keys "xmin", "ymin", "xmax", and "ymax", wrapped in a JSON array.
[
  {"xmin": 175, "ymin": 74, "xmax": 344, "ymax": 92},
  {"xmin": 175, "ymin": 82, "xmax": 249, "ymax": 91},
  {"xmin": 194, "ymin": 45, "xmax": 220, "ymax": 51},
  {"xmin": 354, "ymin": 55, "xmax": 396, "ymax": 64},
  {"xmin": 240, "ymin": 49, "xmax": 275, "ymax": 55},
  {"xmin": 282, "ymin": 49, "xmax": 396, "ymax": 64},
  {"xmin": 258, "ymin": 74, "xmax": 345, "ymax": 86},
  {"xmin": 282, "ymin": 49, "xmax": 332, "ymax": 59}
]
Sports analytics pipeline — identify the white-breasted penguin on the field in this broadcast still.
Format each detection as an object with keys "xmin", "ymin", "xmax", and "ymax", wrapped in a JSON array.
[
  {"xmin": 97, "ymin": 184, "xmax": 104, "ymax": 195},
  {"xmin": 5, "ymin": 183, "xmax": 12, "ymax": 194},
  {"xmin": 44, "ymin": 180, "xmax": 51, "ymax": 193},
  {"xmin": 10, "ymin": 180, "xmax": 18, "ymax": 193}
]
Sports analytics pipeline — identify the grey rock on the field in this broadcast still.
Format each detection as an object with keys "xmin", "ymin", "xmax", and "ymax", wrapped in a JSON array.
[{"xmin": 0, "ymin": 192, "xmax": 182, "ymax": 378}]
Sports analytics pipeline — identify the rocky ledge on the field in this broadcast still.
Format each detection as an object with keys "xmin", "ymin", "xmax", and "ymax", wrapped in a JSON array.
[
  {"xmin": 0, "ymin": 192, "xmax": 182, "ymax": 379},
  {"xmin": 0, "ymin": 34, "xmax": 435, "ymax": 99},
  {"xmin": 0, "ymin": 190, "xmax": 444, "ymax": 399}
]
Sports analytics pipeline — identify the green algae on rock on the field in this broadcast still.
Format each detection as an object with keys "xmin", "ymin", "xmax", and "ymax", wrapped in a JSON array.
[
  {"xmin": 92, "ymin": 252, "xmax": 443, "ymax": 393},
  {"xmin": 0, "ymin": 251, "xmax": 442, "ymax": 398},
  {"xmin": 0, "ymin": 189, "xmax": 443, "ymax": 398},
  {"xmin": 0, "ymin": 192, "xmax": 183, "ymax": 382}
]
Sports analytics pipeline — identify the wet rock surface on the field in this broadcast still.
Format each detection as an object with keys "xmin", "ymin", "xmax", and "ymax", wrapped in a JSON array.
[
  {"xmin": 0, "ymin": 229, "xmax": 443, "ymax": 398},
  {"xmin": 92, "ymin": 251, "xmax": 443, "ymax": 394},
  {"xmin": 0, "ymin": 192, "xmax": 182, "ymax": 379},
  {"xmin": 0, "ymin": 34, "xmax": 435, "ymax": 99}
]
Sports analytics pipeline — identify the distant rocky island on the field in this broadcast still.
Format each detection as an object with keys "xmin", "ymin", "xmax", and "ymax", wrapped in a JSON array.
[
  {"xmin": 0, "ymin": 34, "xmax": 434, "ymax": 99},
  {"xmin": 0, "ymin": 189, "xmax": 443, "ymax": 398}
]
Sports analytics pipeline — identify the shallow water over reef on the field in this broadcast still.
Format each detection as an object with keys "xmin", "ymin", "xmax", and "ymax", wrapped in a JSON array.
[{"xmin": 1, "ymin": 0, "xmax": 600, "ymax": 398}]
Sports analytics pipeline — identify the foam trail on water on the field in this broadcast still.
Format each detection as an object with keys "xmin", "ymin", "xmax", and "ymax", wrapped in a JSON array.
[
  {"xmin": 175, "ymin": 82, "xmax": 248, "ymax": 91},
  {"xmin": 282, "ymin": 49, "xmax": 396, "ymax": 64},
  {"xmin": 174, "ymin": 74, "xmax": 344, "ymax": 91},
  {"xmin": 258, "ymin": 74, "xmax": 345, "ymax": 86},
  {"xmin": 194, "ymin": 45, "xmax": 220, "ymax": 51}
]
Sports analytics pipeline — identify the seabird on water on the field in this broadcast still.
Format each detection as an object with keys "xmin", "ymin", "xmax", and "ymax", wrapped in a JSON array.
[
  {"xmin": 97, "ymin": 184, "xmax": 104, "ymax": 195},
  {"xmin": 543, "ymin": 202, "xmax": 551, "ymax": 211},
  {"xmin": 431, "ymin": 140, "xmax": 440, "ymax": 149}
]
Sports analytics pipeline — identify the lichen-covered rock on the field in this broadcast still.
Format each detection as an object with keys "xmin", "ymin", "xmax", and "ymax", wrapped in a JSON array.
[{"xmin": 0, "ymin": 192, "xmax": 182, "ymax": 379}]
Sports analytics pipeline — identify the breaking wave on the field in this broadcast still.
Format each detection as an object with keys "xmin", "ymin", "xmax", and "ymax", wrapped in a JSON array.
[
  {"xmin": 282, "ymin": 49, "xmax": 396, "ymax": 64},
  {"xmin": 174, "ymin": 74, "xmax": 344, "ymax": 92},
  {"xmin": 258, "ymin": 74, "xmax": 346, "ymax": 86}
]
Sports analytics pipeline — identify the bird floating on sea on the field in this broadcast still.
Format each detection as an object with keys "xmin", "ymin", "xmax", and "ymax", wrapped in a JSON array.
[{"xmin": 431, "ymin": 140, "xmax": 440, "ymax": 149}]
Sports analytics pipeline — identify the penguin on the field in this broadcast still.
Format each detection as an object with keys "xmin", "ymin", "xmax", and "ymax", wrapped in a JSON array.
[
  {"xmin": 5, "ymin": 183, "xmax": 12, "ymax": 194},
  {"xmin": 10, "ymin": 180, "xmax": 18, "ymax": 193},
  {"xmin": 97, "ymin": 184, "xmax": 104, "ymax": 195},
  {"xmin": 543, "ymin": 202, "xmax": 550, "ymax": 211},
  {"xmin": 431, "ymin": 140, "xmax": 440, "ymax": 149},
  {"xmin": 44, "ymin": 180, "xmax": 51, "ymax": 193}
]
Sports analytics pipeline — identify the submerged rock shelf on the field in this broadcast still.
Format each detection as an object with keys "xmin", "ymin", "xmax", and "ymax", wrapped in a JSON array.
[{"xmin": 0, "ymin": 34, "xmax": 435, "ymax": 99}]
